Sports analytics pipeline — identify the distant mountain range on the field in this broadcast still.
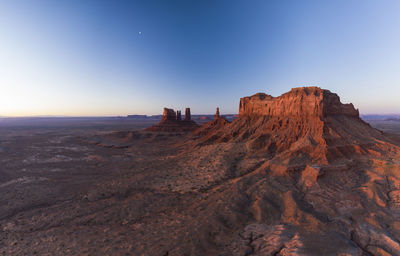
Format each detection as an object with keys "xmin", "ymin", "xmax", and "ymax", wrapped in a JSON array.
[{"xmin": 361, "ymin": 114, "xmax": 400, "ymax": 121}]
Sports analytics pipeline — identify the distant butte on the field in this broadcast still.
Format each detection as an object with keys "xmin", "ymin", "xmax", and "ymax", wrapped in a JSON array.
[{"xmin": 146, "ymin": 107, "xmax": 200, "ymax": 132}]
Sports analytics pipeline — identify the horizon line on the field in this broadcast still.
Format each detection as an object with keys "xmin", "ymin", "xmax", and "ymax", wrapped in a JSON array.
[{"xmin": 1, "ymin": 113, "xmax": 400, "ymax": 118}]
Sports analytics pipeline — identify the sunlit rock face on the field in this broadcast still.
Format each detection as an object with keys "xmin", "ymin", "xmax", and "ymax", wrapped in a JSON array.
[
  {"xmin": 161, "ymin": 108, "xmax": 177, "ymax": 121},
  {"xmin": 193, "ymin": 87, "xmax": 390, "ymax": 164},
  {"xmin": 239, "ymin": 87, "xmax": 359, "ymax": 118}
]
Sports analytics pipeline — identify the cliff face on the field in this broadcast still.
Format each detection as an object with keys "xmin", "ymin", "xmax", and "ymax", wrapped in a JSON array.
[
  {"xmin": 239, "ymin": 87, "xmax": 359, "ymax": 118},
  {"xmin": 193, "ymin": 87, "xmax": 390, "ymax": 163}
]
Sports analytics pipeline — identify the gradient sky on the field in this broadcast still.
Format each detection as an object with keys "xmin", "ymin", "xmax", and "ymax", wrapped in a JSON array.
[{"xmin": 1, "ymin": 0, "xmax": 400, "ymax": 116}]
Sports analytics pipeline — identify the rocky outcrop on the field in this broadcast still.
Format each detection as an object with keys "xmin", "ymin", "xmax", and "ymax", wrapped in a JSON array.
[
  {"xmin": 192, "ymin": 107, "xmax": 230, "ymax": 139},
  {"xmin": 215, "ymin": 107, "xmax": 220, "ymax": 120},
  {"xmin": 146, "ymin": 107, "xmax": 199, "ymax": 132},
  {"xmin": 185, "ymin": 108, "xmax": 191, "ymax": 121},
  {"xmin": 239, "ymin": 87, "xmax": 359, "ymax": 118},
  {"xmin": 162, "ymin": 108, "xmax": 176, "ymax": 121},
  {"xmin": 192, "ymin": 87, "xmax": 392, "ymax": 163}
]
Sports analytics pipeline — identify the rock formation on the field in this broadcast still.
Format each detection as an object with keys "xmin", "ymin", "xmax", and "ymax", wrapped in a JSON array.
[
  {"xmin": 215, "ymin": 107, "xmax": 220, "ymax": 120},
  {"xmin": 184, "ymin": 87, "xmax": 400, "ymax": 255},
  {"xmin": 239, "ymin": 87, "xmax": 359, "ymax": 118},
  {"xmin": 162, "ymin": 108, "xmax": 176, "ymax": 121},
  {"xmin": 184, "ymin": 108, "xmax": 191, "ymax": 121},
  {"xmin": 192, "ymin": 87, "xmax": 393, "ymax": 162},
  {"xmin": 193, "ymin": 107, "xmax": 230, "ymax": 137},
  {"xmin": 146, "ymin": 107, "xmax": 199, "ymax": 132}
]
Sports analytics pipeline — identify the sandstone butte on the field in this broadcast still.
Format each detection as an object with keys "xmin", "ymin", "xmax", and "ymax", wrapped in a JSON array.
[
  {"xmin": 192, "ymin": 86, "xmax": 392, "ymax": 164},
  {"xmin": 146, "ymin": 107, "xmax": 200, "ymax": 132},
  {"xmin": 238, "ymin": 87, "xmax": 359, "ymax": 118}
]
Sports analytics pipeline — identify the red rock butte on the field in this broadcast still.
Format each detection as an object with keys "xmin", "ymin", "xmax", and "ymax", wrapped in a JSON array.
[
  {"xmin": 192, "ymin": 86, "xmax": 397, "ymax": 164},
  {"xmin": 146, "ymin": 107, "xmax": 199, "ymax": 132},
  {"xmin": 239, "ymin": 87, "xmax": 359, "ymax": 118}
]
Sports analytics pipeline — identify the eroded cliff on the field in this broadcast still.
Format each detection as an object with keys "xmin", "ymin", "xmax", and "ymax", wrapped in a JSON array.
[{"xmin": 239, "ymin": 87, "xmax": 359, "ymax": 118}]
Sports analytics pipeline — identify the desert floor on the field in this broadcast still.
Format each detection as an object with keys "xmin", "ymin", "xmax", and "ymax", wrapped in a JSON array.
[{"xmin": 1, "ymin": 117, "xmax": 400, "ymax": 255}]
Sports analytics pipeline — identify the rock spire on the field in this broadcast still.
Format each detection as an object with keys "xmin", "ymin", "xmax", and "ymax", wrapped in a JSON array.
[
  {"xmin": 185, "ymin": 108, "xmax": 191, "ymax": 121},
  {"xmin": 177, "ymin": 110, "xmax": 182, "ymax": 121},
  {"xmin": 215, "ymin": 107, "xmax": 220, "ymax": 120}
]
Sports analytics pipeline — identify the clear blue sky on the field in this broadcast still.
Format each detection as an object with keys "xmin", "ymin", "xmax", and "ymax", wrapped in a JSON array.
[{"xmin": 1, "ymin": 0, "xmax": 399, "ymax": 116}]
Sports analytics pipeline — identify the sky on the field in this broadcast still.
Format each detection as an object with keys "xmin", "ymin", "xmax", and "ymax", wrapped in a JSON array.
[{"xmin": 0, "ymin": 0, "xmax": 400, "ymax": 116}]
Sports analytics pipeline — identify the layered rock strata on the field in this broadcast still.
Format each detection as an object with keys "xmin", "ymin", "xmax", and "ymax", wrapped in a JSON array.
[
  {"xmin": 193, "ymin": 87, "xmax": 391, "ymax": 163},
  {"xmin": 239, "ymin": 87, "xmax": 359, "ymax": 118}
]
